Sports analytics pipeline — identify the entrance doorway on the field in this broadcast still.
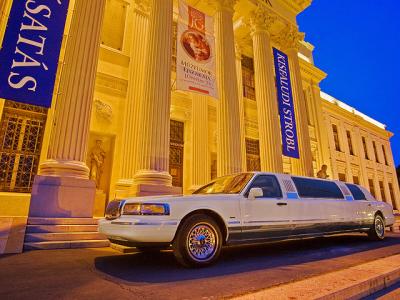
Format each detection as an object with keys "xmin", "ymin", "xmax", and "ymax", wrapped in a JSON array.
[
  {"xmin": 0, "ymin": 100, "xmax": 47, "ymax": 192},
  {"xmin": 169, "ymin": 120, "xmax": 184, "ymax": 187}
]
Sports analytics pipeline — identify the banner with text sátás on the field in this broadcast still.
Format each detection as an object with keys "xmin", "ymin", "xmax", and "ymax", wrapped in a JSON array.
[{"xmin": 0, "ymin": 0, "xmax": 70, "ymax": 108}]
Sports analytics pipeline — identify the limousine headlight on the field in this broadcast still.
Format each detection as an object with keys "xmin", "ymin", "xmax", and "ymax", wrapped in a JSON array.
[{"xmin": 123, "ymin": 203, "xmax": 170, "ymax": 216}]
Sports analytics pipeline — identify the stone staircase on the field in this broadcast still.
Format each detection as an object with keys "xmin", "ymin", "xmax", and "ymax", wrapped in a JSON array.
[
  {"xmin": 391, "ymin": 213, "xmax": 400, "ymax": 232},
  {"xmin": 24, "ymin": 218, "xmax": 110, "ymax": 250}
]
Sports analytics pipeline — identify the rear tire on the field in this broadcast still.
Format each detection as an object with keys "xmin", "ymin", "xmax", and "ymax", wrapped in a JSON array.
[
  {"xmin": 368, "ymin": 214, "xmax": 385, "ymax": 241},
  {"xmin": 173, "ymin": 214, "xmax": 222, "ymax": 268}
]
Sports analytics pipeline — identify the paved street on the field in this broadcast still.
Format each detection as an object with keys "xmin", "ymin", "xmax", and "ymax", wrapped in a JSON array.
[{"xmin": 1, "ymin": 233, "xmax": 400, "ymax": 300}]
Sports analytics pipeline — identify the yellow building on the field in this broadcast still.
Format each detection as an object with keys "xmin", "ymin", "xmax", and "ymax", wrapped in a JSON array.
[{"xmin": 0, "ymin": 0, "xmax": 399, "ymax": 253}]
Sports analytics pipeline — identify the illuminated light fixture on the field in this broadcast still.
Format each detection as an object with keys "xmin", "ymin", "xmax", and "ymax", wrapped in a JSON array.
[
  {"xmin": 123, "ymin": 203, "xmax": 170, "ymax": 216},
  {"xmin": 320, "ymin": 92, "xmax": 386, "ymax": 129}
]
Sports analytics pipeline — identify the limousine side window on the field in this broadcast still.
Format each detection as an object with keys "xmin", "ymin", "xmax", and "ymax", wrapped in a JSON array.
[
  {"xmin": 247, "ymin": 175, "xmax": 282, "ymax": 198},
  {"xmin": 292, "ymin": 177, "xmax": 344, "ymax": 199},
  {"xmin": 345, "ymin": 183, "xmax": 366, "ymax": 200}
]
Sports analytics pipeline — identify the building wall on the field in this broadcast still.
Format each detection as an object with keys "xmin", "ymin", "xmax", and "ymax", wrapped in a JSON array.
[
  {"xmin": 321, "ymin": 95, "xmax": 400, "ymax": 209},
  {"xmin": 0, "ymin": 0, "xmax": 399, "ymax": 218}
]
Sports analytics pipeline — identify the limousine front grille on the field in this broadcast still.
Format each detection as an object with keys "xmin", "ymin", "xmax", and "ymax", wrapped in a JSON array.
[{"xmin": 105, "ymin": 200, "xmax": 125, "ymax": 220}]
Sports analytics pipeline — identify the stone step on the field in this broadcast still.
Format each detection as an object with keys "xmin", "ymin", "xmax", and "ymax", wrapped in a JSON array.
[
  {"xmin": 27, "ymin": 218, "xmax": 100, "ymax": 225},
  {"xmin": 26, "ymin": 224, "xmax": 99, "ymax": 233},
  {"xmin": 24, "ymin": 239, "xmax": 110, "ymax": 251},
  {"xmin": 25, "ymin": 232, "xmax": 107, "ymax": 242}
]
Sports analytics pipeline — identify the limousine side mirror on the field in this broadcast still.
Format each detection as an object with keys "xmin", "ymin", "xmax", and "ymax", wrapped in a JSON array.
[{"xmin": 248, "ymin": 188, "xmax": 263, "ymax": 200}]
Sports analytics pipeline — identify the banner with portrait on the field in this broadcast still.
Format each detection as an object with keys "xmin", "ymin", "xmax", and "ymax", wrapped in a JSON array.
[{"xmin": 176, "ymin": 1, "xmax": 218, "ymax": 98}]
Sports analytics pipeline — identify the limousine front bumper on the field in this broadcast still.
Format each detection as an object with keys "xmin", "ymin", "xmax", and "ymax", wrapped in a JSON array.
[
  {"xmin": 384, "ymin": 214, "xmax": 395, "ymax": 227},
  {"xmin": 98, "ymin": 217, "xmax": 179, "ymax": 245}
]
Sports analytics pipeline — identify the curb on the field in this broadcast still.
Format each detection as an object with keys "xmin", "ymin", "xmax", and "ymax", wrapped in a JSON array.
[
  {"xmin": 318, "ymin": 267, "xmax": 400, "ymax": 300},
  {"xmin": 232, "ymin": 254, "xmax": 400, "ymax": 300}
]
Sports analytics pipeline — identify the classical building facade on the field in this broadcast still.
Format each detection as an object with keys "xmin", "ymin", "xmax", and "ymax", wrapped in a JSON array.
[{"xmin": 0, "ymin": 0, "xmax": 399, "ymax": 252}]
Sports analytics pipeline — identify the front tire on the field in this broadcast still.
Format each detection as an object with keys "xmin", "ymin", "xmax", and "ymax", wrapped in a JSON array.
[
  {"xmin": 173, "ymin": 214, "xmax": 222, "ymax": 268},
  {"xmin": 368, "ymin": 214, "xmax": 385, "ymax": 241}
]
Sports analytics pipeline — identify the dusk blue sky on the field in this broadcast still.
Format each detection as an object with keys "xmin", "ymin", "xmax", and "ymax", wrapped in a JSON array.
[{"xmin": 297, "ymin": 0, "xmax": 400, "ymax": 167}]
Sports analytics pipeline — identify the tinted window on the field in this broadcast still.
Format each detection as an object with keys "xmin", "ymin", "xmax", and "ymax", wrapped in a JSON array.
[
  {"xmin": 346, "ymin": 184, "xmax": 366, "ymax": 200},
  {"xmin": 247, "ymin": 175, "xmax": 282, "ymax": 198},
  {"xmin": 193, "ymin": 173, "xmax": 253, "ymax": 194},
  {"xmin": 292, "ymin": 177, "xmax": 344, "ymax": 199}
]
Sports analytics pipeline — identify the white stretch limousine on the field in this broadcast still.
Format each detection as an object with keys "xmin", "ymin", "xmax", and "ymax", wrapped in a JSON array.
[{"xmin": 99, "ymin": 172, "xmax": 395, "ymax": 267}]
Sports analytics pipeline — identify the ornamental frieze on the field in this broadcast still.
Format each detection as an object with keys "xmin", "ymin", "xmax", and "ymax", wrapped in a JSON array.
[
  {"xmin": 272, "ymin": 25, "xmax": 305, "ymax": 50},
  {"xmin": 248, "ymin": 4, "xmax": 277, "ymax": 33}
]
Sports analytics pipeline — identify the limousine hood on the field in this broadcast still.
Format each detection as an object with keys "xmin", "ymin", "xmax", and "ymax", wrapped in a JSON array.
[{"xmin": 123, "ymin": 193, "xmax": 239, "ymax": 204}]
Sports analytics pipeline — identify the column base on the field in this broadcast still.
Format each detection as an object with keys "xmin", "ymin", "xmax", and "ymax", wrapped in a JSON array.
[
  {"xmin": 116, "ymin": 182, "xmax": 182, "ymax": 198},
  {"xmin": 115, "ymin": 172, "xmax": 181, "ymax": 198},
  {"xmin": 29, "ymin": 175, "xmax": 96, "ymax": 218},
  {"xmin": 40, "ymin": 159, "xmax": 90, "ymax": 179},
  {"xmin": 131, "ymin": 183, "xmax": 182, "ymax": 197},
  {"xmin": 133, "ymin": 170, "xmax": 173, "ymax": 186},
  {"xmin": 115, "ymin": 179, "xmax": 135, "ymax": 199}
]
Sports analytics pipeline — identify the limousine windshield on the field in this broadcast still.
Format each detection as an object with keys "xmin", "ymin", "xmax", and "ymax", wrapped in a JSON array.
[{"xmin": 193, "ymin": 173, "xmax": 253, "ymax": 194}]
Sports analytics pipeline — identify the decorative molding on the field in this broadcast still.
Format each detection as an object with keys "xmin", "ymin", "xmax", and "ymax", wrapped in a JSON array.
[
  {"xmin": 298, "ymin": 58, "xmax": 327, "ymax": 84},
  {"xmin": 95, "ymin": 72, "xmax": 128, "ymax": 97},
  {"xmin": 133, "ymin": 0, "xmax": 150, "ymax": 15},
  {"xmin": 248, "ymin": 4, "xmax": 277, "ymax": 34},
  {"xmin": 272, "ymin": 25, "xmax": 305, "ymax": 50},
  {"xmin": 94, "ymin": 99, "xmax": 113, "ymax": 122},
  {"xmin": 279, "ymin": 0, "xmax": 312, "ymax": 15},
  {"xmin": 208, "ymin": 0, "xmax": 237, "ymax": 13}
]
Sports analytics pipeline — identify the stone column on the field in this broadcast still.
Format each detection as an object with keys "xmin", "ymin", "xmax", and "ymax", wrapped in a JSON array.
[
  {"xmin": 30, "ymin": 0, "xmax": 106, "ymax": 217},
  {"xmin": 213, "ymin": 0, "xmax": 243, "ymax": 176},
  {"xmin": 311, "ymin": 83, "xmax": 332, "ymax": 174},
  {"xmin": 278, "ymin": 26, "xmax": 313, "ymax": 177},
  {"xmin": 116, "ymin": 1, "xmax": 150, "ymax": 197},
  {"xmin": 234, "ymin": 43, "xmax": 248, "ymax": 172},
  {"xmin": 190, "ymin": 94, "xmax": 210, "ymax": 190},
  {"xmin": 0, "ymin": 0, "xmax": 11, "ymax": 45},
  {"xmin": 250, "ymin": 8, "xmax": 283, "ymax": 173},
  {"xmin": 132, "ymin": 0, "xmax": 179, "ymax": 195},
  {"xmin": 0, "ymin": 0, "xmax": 12, "ymax": 118}
]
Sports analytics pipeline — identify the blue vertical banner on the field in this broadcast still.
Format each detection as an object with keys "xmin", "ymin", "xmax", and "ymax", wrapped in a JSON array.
[
  {"xmin": 273, "ymin": 47, "xmax": 300, "ymax": 159},
  {"xmin": 0, "ymin": 0, "xmax": 70, "ymax": 108}
]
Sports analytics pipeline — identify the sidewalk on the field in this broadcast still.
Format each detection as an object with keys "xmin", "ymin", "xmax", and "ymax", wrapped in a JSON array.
[{"xmin": 232, "ymin": 254, "xmax": 400, "ymax": 300}]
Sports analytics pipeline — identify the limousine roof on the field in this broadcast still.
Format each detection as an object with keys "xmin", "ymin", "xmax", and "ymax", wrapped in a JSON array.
[{"xmin": 245, "ymin": 171, "xmax": 374, "ymax": 201}]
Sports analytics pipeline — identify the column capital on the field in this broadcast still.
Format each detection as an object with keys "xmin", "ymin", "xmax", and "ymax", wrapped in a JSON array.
[
  {"xmin": 208, "ymin": 0, "xmax": 237, "ymax": 14},
  {"xmin": 273, "ymin": 25, "xmax": 305, "ymax": 51},
  {"xmin": 249, "ymin": 5, "xmax": 277, "ymax": 35},
  {"xmin": 133, "ymin": 0, "xmax": 151, "ymax": 15}
]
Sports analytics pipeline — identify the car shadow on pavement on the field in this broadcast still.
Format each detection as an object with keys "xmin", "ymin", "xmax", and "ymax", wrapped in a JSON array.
[{"xmin": 94, "ymin": 234, "xmax": 400, "ymax": 284}]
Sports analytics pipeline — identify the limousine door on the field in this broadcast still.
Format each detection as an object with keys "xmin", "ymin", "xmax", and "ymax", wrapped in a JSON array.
[
  {"xmin": 241, "ymin": 175, "xmax": 292, "ymax": 241},
  {"xmin": 290, "ymin": 177, "xmax": 344, "ymax": 235}
]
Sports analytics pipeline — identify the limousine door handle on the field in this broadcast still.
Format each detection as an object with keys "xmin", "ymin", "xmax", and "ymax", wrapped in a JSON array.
[{"xmin": 276, "ymin": 202, "xmax": 288, "ymax": 206}]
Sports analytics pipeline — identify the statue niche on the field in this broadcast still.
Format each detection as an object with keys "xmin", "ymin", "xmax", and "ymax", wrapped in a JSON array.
[{"xmin": 89, "ymin": 139, "xmax": 106, "ymax": 189}]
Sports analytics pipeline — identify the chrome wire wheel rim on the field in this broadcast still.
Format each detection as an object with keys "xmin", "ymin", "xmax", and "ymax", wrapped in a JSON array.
[
  {"xmin": 187, "ymin": 223, "xmax": 218, "ymax": 262},
  {"xmin": 375, "ymin": 217, "xmax": 384, "ymax": 238}
]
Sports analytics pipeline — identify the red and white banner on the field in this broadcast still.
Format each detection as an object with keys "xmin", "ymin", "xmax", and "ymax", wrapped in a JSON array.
[{"xmin": 176, "ymin": 1, "xmax": 218, "ymax": 98}]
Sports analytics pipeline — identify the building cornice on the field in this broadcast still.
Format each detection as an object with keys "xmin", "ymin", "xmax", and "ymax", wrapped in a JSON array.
[
  {"xmin": 275, "ymin": 0, "xmax": 312, "ymax": 15},
  {"xmin": 299, "ymin": 58, "xmax": 327, "ymax": 84}
]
